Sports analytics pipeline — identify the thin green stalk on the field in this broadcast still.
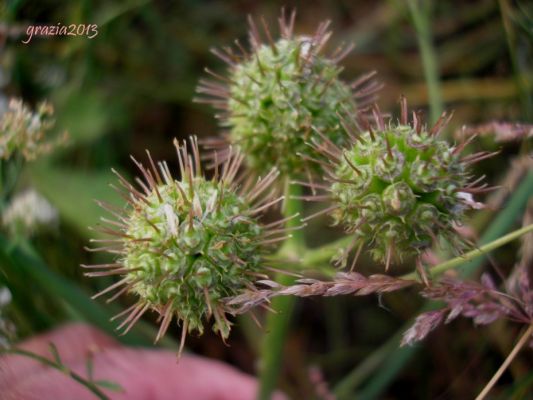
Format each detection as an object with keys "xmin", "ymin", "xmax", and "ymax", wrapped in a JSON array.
[
  {"xmin": 264, "ymin": 235, "xmax": 346, "ymax": 278},
  {"xmin": 258, "ymin": 181, "xmax": 305, "ymax": 400},
  {"xmin": 405, "ymin": 0, "xmax": 444, "ymax": 124},
  {"xmin": 273, "ymin": 196, "xmax": 533, "ymax": 284},
  {"xmin": 284, "ymin": 220, "xmax": 533, "ymax": 281},
  {"xmin": 498, "ymin": 0, "xmax": 532, "ymax": 120},
  {"xmin": 335, "ymin": 170, "xmax": 533, "ymax": 399},
  {"xmin": 402, "ymin": 222, "xmax": 533, "ymax": 281},
  {"xmin": 334, "ymin": 331, "xmax": 401, "ymax": 398},
  {"xmin": 0, "ymin": 348, "xmax": 110, "ymax": 399},
  {"xmin": 301, "ymin": 236, "xmax": 352, "ymax": 267},
  {"xmin": 280, "ymin": 180, "xmax": 306, "ymax": 251}
]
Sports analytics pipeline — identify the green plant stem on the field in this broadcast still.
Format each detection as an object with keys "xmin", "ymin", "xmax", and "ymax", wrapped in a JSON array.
[
  {"xmin": 271, "ymin": 213, "xmax": 533, "ymax": 285},
  {"xmin": 334, "ymin": 331, "xmax": 401, "ymax": 398},
  {"xmin": 276, "ymin": 175, "xmax": 533, "ymax": 282},
  {"xmin": 301, "ymin": 236, "xmax": 352, "ymax": 267},
  {"xmin": 405, "ymin": 0, "xmax": 444, "ymax": 124},
  {"xmin": 402, "ymin": 222, "xmax": 533, "ymax": 281},
  {"xmin": 498, "ymin": 0, "xmax": 532, "ymax": 120},
  {"xmin": 0, "ymin": 348, "xmax": 110, "ymax": 399},
  {"xmin": 290, "ymin": 220, "xmax": 533, "ymax": 284},
  {"xmin": 264, "ymin": 235, "xmax": 347, "ymax": 278},
  {"xmin": 281, "ymin": 180, "xmax": 306, "ymax": 250},
  {"xmin": 335, "ymin": 170, "xmax": 533, "ymax": 399},
  {"xmin": 258, "ymin": 181, "xmax": 305, "ymax": 400}
]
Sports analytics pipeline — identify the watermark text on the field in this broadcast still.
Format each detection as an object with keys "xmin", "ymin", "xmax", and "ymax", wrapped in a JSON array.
[{"xmin": 22, "ymin": 23, "xmax": 98, "ymax": 44}]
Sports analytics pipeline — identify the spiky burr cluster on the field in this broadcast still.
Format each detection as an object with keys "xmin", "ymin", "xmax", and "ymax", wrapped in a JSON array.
[
  {"xmin": 308, "ymin": 98, "xmax": 497, "ymax": 270},
  {"xmin": 84, "ymin": 137, "xmax": 286, "ymax": 354},
  {"xmin": 196, "ymin": 10, "xmax": 380, "ymax": 179}
]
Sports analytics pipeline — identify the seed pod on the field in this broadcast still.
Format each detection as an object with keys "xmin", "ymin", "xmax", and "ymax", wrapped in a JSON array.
[
  {"xmin": 196, "ymin": 10, "xmax": 380, "ymax": 180},
  {"xmin": 84, "ymin": 137, "xmax": 289, "ymax": 355},
  {"xmin": 306, "ymin": 97, "xmax": 498, "ymax": 271}
]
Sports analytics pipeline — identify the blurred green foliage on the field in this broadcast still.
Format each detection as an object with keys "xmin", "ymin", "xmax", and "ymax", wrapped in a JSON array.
[{"xmin": 0, "ymin": 0, "xmax": 531, "ymax": 399}]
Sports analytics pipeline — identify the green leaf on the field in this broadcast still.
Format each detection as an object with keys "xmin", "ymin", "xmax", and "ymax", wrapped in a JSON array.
[
  {"xmin": 94, "ymin": 380, "xmax": 124, "ymax": 392},
  {"xmin": 85, "ymin": 354, "xmax": 94, "ymax": 382},
  {"xmin": 28, "ymin": 164, "xmax": 123, "ymax": 238},
  {"xmin": 94, "ymin": 0, "xmax": 151, "ymax": 26},
  {"xmin": 0, "ymin": 234, "xmax": 152, "ymax": 346},
  {"xmin": 52, "ymin": 86, "xmax": 118, "ymax": 144},
  {"xmin": 48, "ymin": 342, "xmax": 62, "ymax": 365}
]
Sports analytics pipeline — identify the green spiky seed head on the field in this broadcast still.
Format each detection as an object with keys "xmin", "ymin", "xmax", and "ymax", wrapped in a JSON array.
[
  {"xmin": 227, "ymin": 36, "xmax": 355, "ymax": 177},
  {"xmin": 196, "ymin": 13, "xmax": 378, "ymax": 179},
  {"xmin": 124, "ymin": 177, "xmax": 263, "ymax": 339},
  {"xmin": 328, "ymin": 101, "xmax": 486, "ymax": 267},
  {"xmin": 86, "ymin": 138, "xmax": 282, "ymax": 349}
]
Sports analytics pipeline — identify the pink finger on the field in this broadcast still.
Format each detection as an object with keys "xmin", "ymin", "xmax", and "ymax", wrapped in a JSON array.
[
  {"xmin": 0, "ymin": 322, "xmax": 118, "ymax": 392},
  {"xmin": 4, "ymin": 347, "xmax": 285, "ymax": 400}
]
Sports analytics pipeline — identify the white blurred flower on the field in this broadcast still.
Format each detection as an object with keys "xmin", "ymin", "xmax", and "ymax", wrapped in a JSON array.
[
  {"xmin": 0, "ymin": 286, "xmax": 14, "ymax": 348},
  {"xmin": 2, "ymin": 189, "xmax": 59, "ymax": 237},
  {"xmin": 0, "ymin": 286, "xmax": 11, "ymax": 307}
]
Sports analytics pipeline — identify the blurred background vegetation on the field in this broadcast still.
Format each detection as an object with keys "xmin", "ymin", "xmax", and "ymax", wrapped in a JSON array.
[{"xmin": 0, "ymin": 0, "xmax": 531, "ymax": 399}]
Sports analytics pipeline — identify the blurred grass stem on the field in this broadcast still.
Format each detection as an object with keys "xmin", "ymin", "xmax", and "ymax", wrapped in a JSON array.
[
  {"xmin": 258, "ymin": 181, "xmax": 305, "ymax": 399},
  {"xmin": 405, "ymin": 0, "xmax": 444, "ymax": 124}
]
